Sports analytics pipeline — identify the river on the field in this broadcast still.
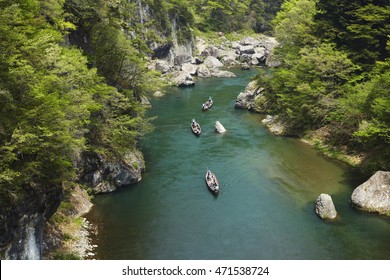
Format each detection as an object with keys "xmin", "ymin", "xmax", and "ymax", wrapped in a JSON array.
[{"xmin": 85, "ymin": 69, "xmax": 390, "ymax": 260}]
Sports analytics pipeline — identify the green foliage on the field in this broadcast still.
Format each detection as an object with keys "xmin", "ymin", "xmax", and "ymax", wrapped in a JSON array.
[
  {"xmin": 261, "ymin": 41, "xmax": 359, "ymax": 133},
  {"xmin": 354, "ymin": 60, "xmax": 390, "ymax": 144},
  {"xmin": 0, "ymin": 0, "xmax": 154, "ymax": 217},
  {"xmin": 191, "ymin": 0, "xmax": 282, "ymax": 33},
  {"xmin": 259, "ymin": 0, "xmax": 389, "ymax": 173},
  {"xmin": 272, "ymin": 0, "xmax": 319, "ymax": 60},
  {"xmin": 247, "ymin": 0, "xmax": 284, "ymax": 33},
  {"xmin": 315, "ymin": 0, "xmax": 390, "ymax": 69},
  {"xmin": 87, "ymin": 86, "xmax": 154, "ymax": 157}
]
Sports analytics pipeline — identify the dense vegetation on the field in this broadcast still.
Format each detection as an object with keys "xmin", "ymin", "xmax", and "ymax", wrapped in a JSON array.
[
  {"xmin": 257, "ymin": 0, "xmax": 390, "ymax": 173},
  {"xmin": 191, "ymin": 0, "xmax": 283, "ymax": 33},
  {"xmin": 1, "ymin": 0, "xmax": 388, "ymax": 259},
  {"xmin": 0, "ymin": 0, "xmax": 152, "ymax": 223}
]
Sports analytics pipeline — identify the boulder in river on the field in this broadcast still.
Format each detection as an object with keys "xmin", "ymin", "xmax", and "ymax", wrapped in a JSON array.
[
  {"xmin": 153, "ymin": 91, "xmax": 165, "ymax": 97},
  {"xmin": 197, "ymin": 64, "xmax": 211, "ymax": 77},
  {"xmin": 315, "ymin": 193, "xmax": 338, "ymax": 220},
  {"xmin": 203, "ymin": 56, "xmax": 223, "ymax": 68},
  {"xmin": 172, "ymin": 71, "xmax": 195, "ymax": 87},
  {"xmin": 181, "ymin": 63, "xmax": 198, "ymax": 75},
  {"xmin": 210, "ymin": 69, "xmax": 236, "ymax": 78},
  {"xmin": 215, "ymin": 121, "xmax": 226, "ymax": 133},
  {"xmin": 351, "ymin": 171, "xmax": 390, "ymax": 216},
  {"xmin": 234, "ymin": 80, "xmax": 263, "ymax": 110}
]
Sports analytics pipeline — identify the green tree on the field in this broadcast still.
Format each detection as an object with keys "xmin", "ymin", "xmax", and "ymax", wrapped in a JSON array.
[
  {"xmin": 315, "ymin": 0, "xmax": 390, "ymax": 69},
  {"xmin": 262, "ymin": 43, "xmax": 358, "ymax": 133},
  {"xmin": 0, "ymin": 0, "xmax": 153, "ymax": 214},
  {"xmin": 0, "ymin": 0, "xmax": 96, "ymax": 208},
  {"xmin": 272, "ymin": 0, "xmax": 319, "ymax": 60},
  {"xmin": 353, "ymin": 59, "xmax": 390, "ymax": 171}
]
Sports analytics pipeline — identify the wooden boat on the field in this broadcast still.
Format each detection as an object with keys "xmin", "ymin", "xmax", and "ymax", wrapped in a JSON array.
[
  {"xmin": 202, "ymin": 97, "xmax": 213, "ymax": 111},
  {"xmin": 191, "ymin": 119, "xmax": 201, "ymax": 135},
  {"xmin": 205, "ymin": 169, "xmax": 219, "ymax": 194}
]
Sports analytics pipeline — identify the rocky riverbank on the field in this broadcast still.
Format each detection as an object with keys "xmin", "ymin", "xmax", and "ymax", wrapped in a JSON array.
[
  {"xmin": 148, "ymin": 33, "xmax": 279, "ymax": 87},
  {"xmin": 43, "ymin": 185, "xmax": 96, "ymax": 260}
]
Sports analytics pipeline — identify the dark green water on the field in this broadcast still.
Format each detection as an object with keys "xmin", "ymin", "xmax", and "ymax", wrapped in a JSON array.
[{"xmin": 86, "ymin": 69, "xmax": 390, "ymax": 260}]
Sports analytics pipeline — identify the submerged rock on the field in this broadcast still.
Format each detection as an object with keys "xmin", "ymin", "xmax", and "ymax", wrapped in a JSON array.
[
  {"xmin": 315, "ymin": 193, "xmax": 338, "ymax": 220},
  {"xmin": 351, "ymin": 171, "xmax": 390, "ymax": 216}
]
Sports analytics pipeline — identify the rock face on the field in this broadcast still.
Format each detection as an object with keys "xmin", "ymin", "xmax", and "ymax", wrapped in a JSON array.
[
  {"xmin": 148, "ymin": 34, "xmax": 279, "ymax": 87},
  {"xmin": 154, "ymin": 59, "xmax": 171, "ymax": 73},
  {"xmin": 315, "ymin": 193, "xmax": 338, "ymax": 220},
  {"xmin": 80, "ymin": 150, "xmax": 145, "ymax": 194},
  {"xmin": 0, "ymin": 184, "xmax": 62, "ymax": 259},
  {"xmin": 234, "ymin": 80, "xmax": 264, "ymax": 111},
  {"xmin": 351, "ymin": 171, "xmax": 390, "ymax": 216}
]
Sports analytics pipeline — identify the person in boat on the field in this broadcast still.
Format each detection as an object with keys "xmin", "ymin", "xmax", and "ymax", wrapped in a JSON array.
[
  {"xmin": 193, "ymin": 119, "xmax": 199, "ymax": 129},
  {"xmin": 207, "ymin": 171, "xmax": 213, "ymax": 183}
]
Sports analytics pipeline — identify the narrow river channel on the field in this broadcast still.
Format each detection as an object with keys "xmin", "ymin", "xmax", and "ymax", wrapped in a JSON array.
[{"xmin": 86, "ymin": 69, "xmax": 390, "ymax": 260}]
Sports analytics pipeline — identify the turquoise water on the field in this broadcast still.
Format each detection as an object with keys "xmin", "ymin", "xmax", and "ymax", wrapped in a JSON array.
[{"xmin": 86, "ymin": 69, "xmax": 390, "ymax": 260}]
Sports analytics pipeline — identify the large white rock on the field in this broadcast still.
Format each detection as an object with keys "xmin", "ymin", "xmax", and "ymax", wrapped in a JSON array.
[
  {"xmin": 203, "ymin": 56, "xmax": 223, "ymax": 68},
  {"xmin": 197, "ymin": 64, "xmax": 211, "ymax": 77},
  {"xmin": 251, "ymin": 52, "xmax": 266, "ymax": 65},
  {"xmin": 181, "ymin": 63, "xmax": 198, "ymax": 75},
  {"xmin": 315, "ymin": 193, "xmax": 338, "ymax": 220},
  {"xmin": 239, "ymin": 45, "xmax": 255, "ymax": 55},
  {"xmin": 215, "ymin": 121, "xmax": 226, "ymax": 133},
  {"xmin": 210, "ymin": 69, "xmax": 236, "ymax": 78},
  {"xmin": 172, "ymin": 71, "xmax": 195, "ymax": 87},
  {"xmin": 351, "ymin": 171, "xmax": 390, "ymax": 216}
]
